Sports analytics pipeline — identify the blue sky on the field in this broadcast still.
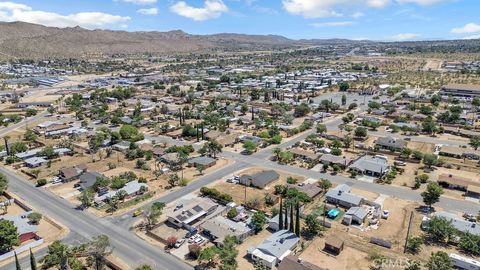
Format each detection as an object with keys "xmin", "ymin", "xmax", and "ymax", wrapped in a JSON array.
[{"xmin": 0, "ymin": 0, "xmax": 479, "ymax": 41}]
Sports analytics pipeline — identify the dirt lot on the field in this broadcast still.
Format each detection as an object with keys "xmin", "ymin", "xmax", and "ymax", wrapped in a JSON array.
[
  {"xmin": 211, "ymin": 167, "xmax": 305, "ymax": 212},
  {"xmin": 301, "ymin": 233, "xmax": 372, "ymax": 270},
  {"xmin": 236, "ymin": 229, "xmax": 272, "ymax": 270}
]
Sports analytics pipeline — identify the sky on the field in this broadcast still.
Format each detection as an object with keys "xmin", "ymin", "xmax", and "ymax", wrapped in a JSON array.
[{"xmin": 0, "ymin": 0, "xmax": 479, "ymax": 41}]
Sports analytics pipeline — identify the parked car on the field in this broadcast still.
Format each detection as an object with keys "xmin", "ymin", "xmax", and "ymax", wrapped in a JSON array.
[
  {"xmin": 132, "ymin": 209, "xmax": 143, "ymax": 217},
  {"xmin": 382, "ymin": 210, "xmax": 390, "ymax": 219},
  {"xmin": 394, "ymin": 161, "xmax": 407, "ymax": 166},
  {"xmin": 174, "ymin": 238, "xmax": 186, "ymax": 248}
]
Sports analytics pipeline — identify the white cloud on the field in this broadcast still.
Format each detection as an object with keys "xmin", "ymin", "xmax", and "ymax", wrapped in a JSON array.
[
  {"xmin": 170, "ymin": 0, "xmax": 228, "ymax": 21},
  {"xmin": 390, "ymin": 33, "xmax": 420, "ymax": 41},
  {"xmin": 451, "ymin": 23, "xmax": 480, "ymax": 34},
  {"xmin": 282, "ymin": 0, "xmax": 389, "ymax": 18},
  {"xmin": 397, "ymin": 0, "xmax": 446, "ymax": 5},
  {"xmin": 116, "ymin": 0, "xmax": 157, "ymax": 5},
  {"xmin": 137, "ymin": 7, "xmax": 158, "ymax": 15},
  {"xmin": 0, "ymin": 2, "xmax": 130, "ymax": 29},
  {"xmin": 352, "ymin": 11, "xmax": 364, "ymax": 18},
  {"xmin": 311, "ymin": 21, "xmax": 355, "ymax": 27}
]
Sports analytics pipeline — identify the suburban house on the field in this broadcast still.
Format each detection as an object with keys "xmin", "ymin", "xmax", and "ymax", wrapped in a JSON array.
[
  {"xmin": 286, "ymin": 183, "xmax": 322, "ymax": 199},
  {"xmin": 427, "ymin": 212, "xmax": 480, "ymax": 236},
  {"xmin": 349, "ymin": 156, "xmax": 390, "ymax": 178},
  {"xmin": 95, "ymin": 180, "xmax": 148, "ymax": 204},
  {"xmin": 2, "ymin": 213, "xmax": 39, "ymax": 243},
  {"xmin": 188, "ymin": 156, "xmax": 217, "ymax": 168},
  {"xmin": 343, "ymin": 207, "xmax": 368, "ymax": 225},
  {"xmin": 15, "ymin": 149, "xmax": 43, "ymax": 160},
  {"xmin": 24, "ymin": 157, "xmax": 48, "ymax": 168},
  {"xmin": 277, "ymin": 255, "xmax": 326, "ymax": 270},
  {"xmin": 268, "ymin": 214, "xmax": 291, "ymax": 231},
  {"xmin": 77, "ymin": 171, "xmax": 104, "ymax": 190},
  {"xmin": 325, "ymin": 184, "xmax": 364, "ymax": 208},
  {"xmin": 59, "ymin": 164, "xmax": 88, "ymax": 182},
  {"xmin": 440, "ymin": 84, "xmax": 480, "ymax": 98},
  {"xmin": 200, "ymin": 215, "xmax": 252, "ymax": 245},
  {"xmin": 167, "ymin": 198, "xmax": 223, "ymax": 231},
  {"xmin": 438, "ymin": 145, "xmax": 480, "ymax": 160},
  {"xmin": 375, "ymin": 136, "xmax": 407, "ymax": 152},
  {"xmin": 239, "ymin": 170, "xmax": 280, "ymax": 189},
  {"xmin": 112, "ymin": 141, "xmax": 131, "ymax": 153},
  {"xmin": 437, "ymin": 173, "xmax": 480, "ymax": 196},
  {"xmin": 319, "ymin": 154, "xmax": 351, "ymax": 168},
  {"xmin": 289, "ymin": 149, "xmax": 320, "ymax": 162},
  {"xmin": 238, "ymin": 135, "xmax": 264, "ymax": 146},
  {"xmin": 247, "ymin": 229, "xmax": 300, "ymax": 269}
]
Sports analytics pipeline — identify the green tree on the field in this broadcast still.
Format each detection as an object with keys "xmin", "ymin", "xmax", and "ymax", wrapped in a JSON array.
[
  {"xmin": 198, "ymin": 246, "xmax": 219, "ymax": 268},
  {"xmin": 251, "ymin": 211, "xmax": 267, "ymax": 234},
  {"xmin": 15, "ymin": 252, "xmax": 21, "ymax": 270},
  {"xmin": 341, "ymin": 94, "xmax": 347, "ymax": 106},
  {"xmin": 227, "ymin": 208, "xmax": 238, "ymax": 219},
  {"xmin": 425, "ymin": 216, "xmax": 456, "ymax": 243},
  {"xmin": 30, "ymin": 248, "xmax": 37, "ymax": 270},
  {"xmin": 24, "ymin": 129, "xmax": 37, "ymax": 142},
  {"xmin": 421, "ymin": 182, "xmax": 444, "ymax": 208},
  {"xmin": 469, "ymin": 136, "xmax": 480, "ymax": 150},
  {"xmin": 354, "ymin": 127, "xmax": 367, "ymax": 138},
  {"xmin": 199, "ymin": 140, "xmax": 223, "ymax": 158},
  {"xmin": 0, "ymin": 219, "xmax": 18, "ymax": 253},
  {"xmin": 168, "ymin": 173, "xmax": 180, "ymax": 187},
  {"xmin": 80, "ymin": 189, "xmax": 94, "ymax": 208},
  {"xmin": 87, "ymin": 235, "xmax": 112, "ymax": 270},
  {"xmin": 294, "ymin": 103, "xmax": 310, "ymax": 117},
  {"xmin": 135, "ymin": 265, "xmax": 153, "ymax": 270},
  {"xmin": 119, "ymin": 125, "xmax": 139, "ymax": 140},
  {"xmin": 316, "ymin": 124, "xmax": 327, "ymax": 134},
  {"xmin": 458, "ymin": 232, "xmax": 480, "ymax": 256},
  {"xmin": 0, "ymin": 173, "xmax": 8, "ymax": 195},
  {"xmin": 27, "ymin": 212, "xmax": 42, "ymax": 225},
  {"xmin": 243, "ymin": 140, "xmax": 257, "ymax": 154},
  {"xmin": 219, "ymin": 236, "xmax": 238, "ymax": 270},
  {"xmin": 406, "ymin": 236, "xmax": 423, "ymax": 254},
  {"xmin": 144, "ymin": 202, "xmax": 166, "ymax": 229},
  {"xmin": 304, "ymin": 214, "xmax": 321, "ymax": 236},
  {"xmin": 295, "ymin": 202, "xmax": 300, "ymax": 236},
  {"xmin": 40, "ymin": 241, "xmax": 72, "ymax": 269},
  {"xmin": 318, "ymin": 179, "xmax": 332, "ymax": 193},
  {"xmin": 425, "ymin": 251, "xmax": 453, "ymax": 270},
  {"xmin": 423, "ymin": 154, "xmax": 438, "ymax": 168}
]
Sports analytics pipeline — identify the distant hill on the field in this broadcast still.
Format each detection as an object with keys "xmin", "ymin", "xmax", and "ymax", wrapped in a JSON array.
[
  {"xmin": 0, "ymin": 22, "xmax": 302, "ymax": 59},
  {"xmin": 0, "ymin": 21, "xmax": 479, "ymax": 60}
]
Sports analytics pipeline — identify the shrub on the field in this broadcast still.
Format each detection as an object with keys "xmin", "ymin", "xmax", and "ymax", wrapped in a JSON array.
[{"xmin": 37, "ymin": 179, "xmax": 47, "ymax": 187}]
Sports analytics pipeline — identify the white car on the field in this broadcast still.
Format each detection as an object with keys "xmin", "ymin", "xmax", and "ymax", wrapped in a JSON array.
[{"xmin": 174, "ymin": 238, "xmax": 185, "ymax": 248}]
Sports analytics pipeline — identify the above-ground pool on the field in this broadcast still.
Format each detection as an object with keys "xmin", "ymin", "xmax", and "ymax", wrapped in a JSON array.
[{"xmin": 327, "ymin": 208, "xmax": 340, "ymax": 219}]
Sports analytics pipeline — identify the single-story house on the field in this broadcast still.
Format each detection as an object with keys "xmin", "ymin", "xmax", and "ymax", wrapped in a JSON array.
[
  {"xmin": 15, "ymin": 149, "xmax": 42, "ymax": 160},
  {"xmin": 325, "ymin": 184, "xmax": 364, "ymax": 208},
  {"xmin": 437, "ymin": 173, "xmax": 480, "ymax": 193},
  {"xmin": 429, "ymin": 212, "xmax": 480, "ymax": 236},
  {"xmin": 289, "ymin": 149, "xmax": 320, "ymax": 162},
  {"xmin": 349, "ymin": 156, "xmax": 390, "ymax": 178},
  {"xmin": 239, "ymin": 170, "xmax": 280, "ymax": 189},
  {"xmin": 24, "ymin": 157, "xmax": 48, "ymax": 168},
  {"xmin": 268, "ymin": 214, "xmax": 291, "ymax": 232},
  {"xmin": 95, "ymin": 180, "xmax": 148, "ymax": 204},
  {"xmin": 188, "ymin": 156, "xmax": 217, "ymax": 168},
  {"xmin": 167, "ymin": 198, "xmax": 220, "ymax": 230},
  {"xmin": 286, "ymin": 183, "xmax": 322, "ymax": 199},
  {"xmin": 343, "ymin": 207, "xmax": 368, "ymax": 225},
  {"xmin": 112, "ymin": 141, "xmax": 131, "ymax": 153},
  {"xmin": 438, "ymin": 145, "xmax": 480, "ymax": 160},
  {"xmin": 200, "ymin": 216, "xmax": 252, "ymax": 245},
  {"xmin": 319, "ymin": 154, "xmax": 351, "ymax": 168},
  {"xmin": 277, "ymin": 255, "xmax": 326, "ymax": 270},
  {"xmin": 59, "ymin": 164, "xmax": 87, "ymax": 182},
  {"xmin": 2, "ymin": 213, "xmax": 39, "ymax": 243},
  {"xmin": 375, "ymin": 136, "xmax": 407, "ymax": 152},
  {"xmin": 78, "ymin": 171, "xmax": 104, "ymax": 190},
  {"xmin": 247, "ymin": 229, "xmax": 300, "ymax": 269}
]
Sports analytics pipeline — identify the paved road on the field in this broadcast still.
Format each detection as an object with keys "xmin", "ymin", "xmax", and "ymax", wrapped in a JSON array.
[
  {"xmin": 1, "ymin": 167, "xmax": 192, "ymax": 270},
  {"xmin": 219, "ymin": 151, "xmax": 480, "ymax": 213},
  {"xmin": 0, "ymin": 111, "xmax": 48, "ymax": 137}
]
